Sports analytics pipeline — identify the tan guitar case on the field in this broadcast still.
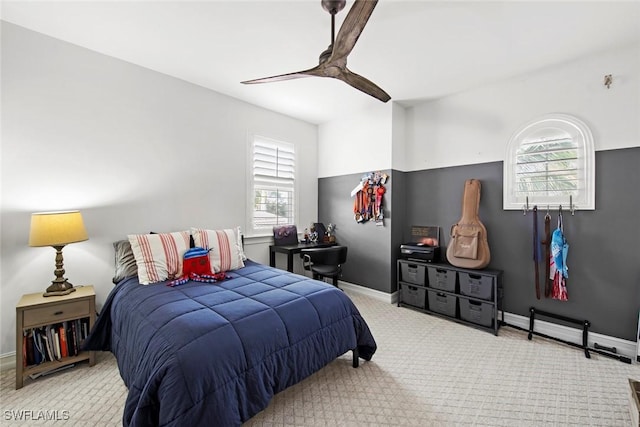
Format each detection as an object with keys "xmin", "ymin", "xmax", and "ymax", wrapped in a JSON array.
[{"xmin": 446, "ymin": 179, "xmax": 491, "ymax": 269}]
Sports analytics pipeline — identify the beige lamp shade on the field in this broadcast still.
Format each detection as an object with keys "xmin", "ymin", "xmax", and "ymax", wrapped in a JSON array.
[{"xmin": 29, "ymin": 211, "xmax": 89, "ymax": 247}]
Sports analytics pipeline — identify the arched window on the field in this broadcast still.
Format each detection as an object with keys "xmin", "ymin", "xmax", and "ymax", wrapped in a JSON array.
[{"xmin": 504, "ymin": 114, "xmax": 595, "ymax": 211}]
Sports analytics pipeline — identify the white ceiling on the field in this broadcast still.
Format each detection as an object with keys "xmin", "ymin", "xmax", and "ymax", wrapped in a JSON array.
[{"xmin": 2, "ymin": 1, "xmax": 639, "ymax": 124}]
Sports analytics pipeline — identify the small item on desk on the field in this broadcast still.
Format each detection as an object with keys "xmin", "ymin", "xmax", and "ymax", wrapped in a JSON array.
[
  {"xmin": 326, "ymin": 223, "xmax": 336, "ymax": 243},
  {"xmin": 273, "ymin": 225, "xmax": 298, "ymax": 246},
  {"xmin": 309, "ymin": 223, "xmax": 319, "ymax": 243},
  {"xmin": 303, "ymin": 228, "xmax": 310, "ymax": 243},
  {"xmin": 313, "ymin": 223, "xmax": 327, "ymax": 241}
]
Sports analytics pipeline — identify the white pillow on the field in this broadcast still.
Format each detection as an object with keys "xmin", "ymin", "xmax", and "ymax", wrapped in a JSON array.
[
  {"xmin": 191, "ymin": 227, "xmax": 245, "ymax": 272},
  {"xmin": 127, "ymin": 231, "xmax": 191, "ymax": 284}
]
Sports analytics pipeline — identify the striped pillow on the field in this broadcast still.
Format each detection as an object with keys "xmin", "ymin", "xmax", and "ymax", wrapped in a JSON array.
[
  {"xmin": 191, "ymin": 227, "xmax": 245, "ymax": 272},
  {"xmin": 127, "ymin": 231, "xmax": 191, "ymax": 284}
]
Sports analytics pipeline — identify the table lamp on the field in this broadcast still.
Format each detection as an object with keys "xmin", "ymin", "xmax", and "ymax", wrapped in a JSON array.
[{"xmin": 29, "ymin": 210, "xmax": 88, "ymax": 297}]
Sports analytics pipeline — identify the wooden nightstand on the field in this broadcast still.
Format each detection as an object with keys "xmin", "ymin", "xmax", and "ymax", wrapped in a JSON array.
[{"xmin": 15, "ymin": 285, "xmax": 96, "ymax": 389}]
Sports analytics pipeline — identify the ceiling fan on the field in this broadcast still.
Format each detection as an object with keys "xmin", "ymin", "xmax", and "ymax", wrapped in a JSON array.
[{"xmin": 241, "ymin": 0, "xmax": 390, "ymax": 103}]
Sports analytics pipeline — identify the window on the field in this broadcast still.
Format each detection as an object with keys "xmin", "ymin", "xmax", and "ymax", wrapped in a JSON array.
[
  {"xmin": 504, "ymin": 114, "xmax": 595, "ymax": 210},
  {"xmin": 248, "ymin": 135, "xmax": 296, "ymax": 235}
]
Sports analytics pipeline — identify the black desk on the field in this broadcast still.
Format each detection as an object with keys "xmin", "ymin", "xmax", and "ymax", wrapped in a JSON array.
[{"xmin": 269, "ymin": 242, "xmax": 336, "ymax": 272}]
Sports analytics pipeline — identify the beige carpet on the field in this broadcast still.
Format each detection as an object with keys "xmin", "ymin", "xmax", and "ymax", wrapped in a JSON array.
[{"xmin": 1, "ymin": 290, "xmax": 639, "ymax": 426}]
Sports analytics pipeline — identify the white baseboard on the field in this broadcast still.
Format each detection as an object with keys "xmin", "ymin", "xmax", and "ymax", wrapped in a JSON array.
[
  {"xmin": 502, "ymin": 311, "xmax": 637, "ymax": 360},
  {"xmin": 1, "ymin": 352, "xmax": 16, "ymax": 371},
  {"xmin": 342, "ymin": 280, "xmax": 636, "ymax": 361},
  {"xmin": 339, "ymin": 280, "xmax": 398, "ymax": 303}
]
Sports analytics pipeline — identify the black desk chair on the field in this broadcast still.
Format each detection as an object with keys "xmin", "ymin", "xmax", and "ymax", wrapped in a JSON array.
[{"xmin": 300, "ymin": 246, "xmax": 348, "ymax": 288}]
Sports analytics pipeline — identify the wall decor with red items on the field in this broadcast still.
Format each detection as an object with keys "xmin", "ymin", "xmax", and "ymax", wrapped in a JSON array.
[{"xmin": 351, "ymin": 171, "xmax": 388, "ymax": 226}]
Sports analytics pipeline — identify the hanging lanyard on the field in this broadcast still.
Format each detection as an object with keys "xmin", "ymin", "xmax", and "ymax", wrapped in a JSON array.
[
  {"xmin": 558, "ymin": 205, "xmax": 563, "ymax": 232},
  {"xmin": 533, "ymin": 206, "xmax": 540, "ymax": 299}
]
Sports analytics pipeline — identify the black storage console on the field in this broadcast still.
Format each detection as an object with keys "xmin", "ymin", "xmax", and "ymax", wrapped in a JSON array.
[{"xmin": 397, "ymin": 260, "xmax": 504, "ymax": 335}]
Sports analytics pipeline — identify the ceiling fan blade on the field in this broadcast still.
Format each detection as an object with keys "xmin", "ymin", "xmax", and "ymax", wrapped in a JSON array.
[
  {"xmin": 241, "ymin": 66, "xmax": 324, "ymax": 84},
  {"xmin": 330, "ymin": 0, "xmax": 378, "ymax": 62},
  {"xmin": 241, "ymin": 1, "xmax": 390, "ymax": 102},
  {"xmin": 336, "ymin": 67, "xmax": 390, "ymax": 102}
]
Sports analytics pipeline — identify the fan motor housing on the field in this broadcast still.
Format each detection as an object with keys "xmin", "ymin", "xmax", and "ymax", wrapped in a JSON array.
[{"xmin": 322, "ymin": 0, "xmax": 346, "ymax": 15}]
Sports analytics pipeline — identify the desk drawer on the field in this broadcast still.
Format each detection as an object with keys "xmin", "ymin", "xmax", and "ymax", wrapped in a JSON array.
[{"xmin": 23, "ymin": 300, "xmax": 90, "ymax": 327}]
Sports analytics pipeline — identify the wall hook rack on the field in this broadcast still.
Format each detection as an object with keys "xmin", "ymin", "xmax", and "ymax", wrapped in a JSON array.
[
  {"xmin": 522, "ymin": 196, "xmax": 529, "ymax": 215},
  {"xmin": 522, "ymin": 195, "xmax": 577, "ymax": 215},
  {"xmin": 569, "ymin": 195, "xmax": 575, "ymax": 215}
]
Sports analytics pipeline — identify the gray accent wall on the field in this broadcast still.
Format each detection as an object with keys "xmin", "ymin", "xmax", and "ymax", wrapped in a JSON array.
[
  {"xmin": 318, "ymin": 170, "xmax": 395, "ymax": 293},
  {"xmin": 318, "ymin": 148, "xmax": 640, "ymax": 342},
  {"xmin": 390, "ymin": 170, "xmax": 406, "ymax": 294}
]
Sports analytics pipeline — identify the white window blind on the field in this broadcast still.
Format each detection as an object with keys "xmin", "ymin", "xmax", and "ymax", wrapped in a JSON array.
[
  {"xmin": 250, "ymin": 137, "xmax": 295, "ymax": 233},
  {"xmin": 515, "ymin": 135, "xmax": 579, "ymax": 199},
  {"xmin": 504, "ymin": 114, "xmax": 595, "ymax": 210}
]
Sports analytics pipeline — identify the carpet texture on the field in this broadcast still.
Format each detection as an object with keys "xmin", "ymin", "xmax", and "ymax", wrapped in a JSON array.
[{"xmin": 1, "ymin": 290, "xmax": 639, "ymax": 426}]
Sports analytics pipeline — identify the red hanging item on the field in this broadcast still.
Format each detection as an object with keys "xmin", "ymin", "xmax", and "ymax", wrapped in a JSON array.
[
  {"xmin": 353, "ymin": 181, "xmax": 369, "ymax": 222},
  {"xmin": 352, "ymin": 172, "xmax": 388, "ymax": 224},
  {"xmin": 375, "ymin": 184, "xmax": 385, "ymax": 221}
]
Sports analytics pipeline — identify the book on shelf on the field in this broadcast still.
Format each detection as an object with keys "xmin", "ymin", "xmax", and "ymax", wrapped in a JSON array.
[
  {"xmin": 71, "ymin": 321, "xmax": 79, "ymax": 356},
  {"xmin": 32, "ymin": 329, "xmax": 43, "ymax": 365},
  {"xmin": 81, "ymin": 318, "xmax": 89, "ymax": 343},
  {"xmin": 70, "ymin": 323, "xmax": 76, "ymax": 355},
  {"xmin": 45, "ymin": 325, "xmax": 56, "ymax": 360},
  {"xmin": 22, "ymin": 316, "xmax": 91, "ymax": 368},
  {"xmin": 63, "ymin": 321, "xmax": 70, "ymax": 357},
  {"xmin": 53, "ymin": 328, "xmax": 61, "ymax": 360},
  {"xmin": 58, "ymin": 324, "xmax": 68, "ymax": 358},
  {"xmin": 42, "ymin": 333, "xmax": 53, "ymax": 363},
  {"xmin": 23, "ymin": 329, "xmax": 53, "ymax": 367},
  {"xmin": 74, "ymin": 319, "xmax": 80, "ymax": 347}
]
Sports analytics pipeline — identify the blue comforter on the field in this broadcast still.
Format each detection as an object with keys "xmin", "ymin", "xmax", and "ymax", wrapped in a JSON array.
[{"xmin": 85, "ymin": 260, "xmax": 376, "ymax": 426}]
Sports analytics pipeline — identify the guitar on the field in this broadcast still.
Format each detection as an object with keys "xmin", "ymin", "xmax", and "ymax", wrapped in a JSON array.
[{"xmin": 446, "ymin": 179, "xmax": 491, "ymax": 269}]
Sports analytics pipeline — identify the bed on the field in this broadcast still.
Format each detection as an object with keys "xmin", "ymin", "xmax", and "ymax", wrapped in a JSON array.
[{"xmin": 85, "ymin": 253, "xmax": 377, "ymax": 426}]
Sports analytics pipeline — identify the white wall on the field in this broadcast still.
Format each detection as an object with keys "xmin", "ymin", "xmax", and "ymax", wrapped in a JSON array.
[
  {"xmin": 318, "ymin": 102, "xmax": 394, "ymax": 178},
  {"xmin": 0, "ymin": 23, "xmax": 318, "ymax": 355},
  {"xmin": 404, "ymin": 43, "xmax": 640, "ymax": 171},
  {"xmin": 391, "ymin": 103, "xmax": 407, "ymax": 172},
  {"xmin": 320, "ymin": 43, "xmax": 639, "ymax": 178}
]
